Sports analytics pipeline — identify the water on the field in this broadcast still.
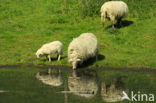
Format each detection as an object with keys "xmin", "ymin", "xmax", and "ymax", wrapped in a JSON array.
[{"xmin": 0, "ymin": 65, "xmax": 155, "ymax": 103}]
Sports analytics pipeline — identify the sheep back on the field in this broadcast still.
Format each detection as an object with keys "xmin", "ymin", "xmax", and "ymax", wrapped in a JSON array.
[
  {"xmin": 38, "ymin": 41, "xmax": 63, "ymax": 55},
  {"xmin": 68, "ymin": 33, "xmax": 98, "ymax": 62},
  {"xmin": 101, "ymin": 1, "xmax": 128, "ymax": 19}
]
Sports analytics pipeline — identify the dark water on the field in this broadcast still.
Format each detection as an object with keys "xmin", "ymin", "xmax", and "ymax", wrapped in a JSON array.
[{"xmin": 0, "ymin": 66, "xmax": 155, "ymax": 103}]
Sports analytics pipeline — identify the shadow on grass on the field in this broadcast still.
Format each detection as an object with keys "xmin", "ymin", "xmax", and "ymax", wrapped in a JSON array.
[
  {"xmin": 106, "ymin": 20, "xmax": 133, "ymax": 29},
  {"xmin": 78, "ymin": 54, "xmax": 105, "ymax": 69},
  {"xmin": 41, "ymin": 56, "xmax": 67, "ymax": 62}
]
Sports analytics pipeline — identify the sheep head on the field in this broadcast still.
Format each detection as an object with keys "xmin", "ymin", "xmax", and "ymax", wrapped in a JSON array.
[
  {"xmin": 35, "ymin": 50, "xmax": 43, "ymax": 58},
  {"xmin": 69, "ymin": 58, "xmax": 81, "ymax": 69}
]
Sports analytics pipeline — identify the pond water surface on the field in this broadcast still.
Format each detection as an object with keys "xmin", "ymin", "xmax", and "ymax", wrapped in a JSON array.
[{"xmin": 0, "ymin": 66, "xmax": 155, "ymax": 103}]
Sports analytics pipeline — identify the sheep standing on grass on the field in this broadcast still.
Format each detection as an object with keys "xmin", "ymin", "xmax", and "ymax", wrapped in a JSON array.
[
  {"xmin": 36, "ymin": 41, "xmax": 63, "ymax": 62},
  {"xmin": 100, "ymin": 1, "xmax": 128, "ymax": 29},
  {"xmin": 68, "ymin": 33, "xmax": 98, "ymax": 69}
]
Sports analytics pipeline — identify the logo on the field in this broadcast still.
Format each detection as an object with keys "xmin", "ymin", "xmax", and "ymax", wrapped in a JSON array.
[{"xmin": 122, "ymin": 91, "xmax": 154, "ymax": 102}]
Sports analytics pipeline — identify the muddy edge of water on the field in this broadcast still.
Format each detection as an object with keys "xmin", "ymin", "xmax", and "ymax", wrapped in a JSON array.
[{"xmin": 0, "ymin": 64, "xmax": 155, "ymax": 71}]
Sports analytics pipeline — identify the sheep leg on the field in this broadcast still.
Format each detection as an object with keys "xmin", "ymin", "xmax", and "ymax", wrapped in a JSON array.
[
  {"xmin": 102, "ymin": 21, "xmax": 104, "ymax": 30},
  {"xmin": 58, "ymin": 54, "xmax": 61, "ymax": 61},
  {"xmin": 101, "ymin": 14, "xmax": 105, "ymax": 30},
  {"xmin": 111, "ymin": 20, "xmax": 114, "ymax": 29},
  {"xmin": 46, "ymin": 55, "xmax": 48, "ymax": 60},
  {"xmin": 110, "ymin": 16, "xmax": 115, "ymax": 29},
  {"xmin": 48, "ymin": 55, "xmax": 51, "ymax": 62},
  {"xmin": 120, "ymin": 20, "xmax": 122, "ymax": 27},
  {"xmin": 117, "ymin": 18, "xmax": 122, "ymax": 27}
]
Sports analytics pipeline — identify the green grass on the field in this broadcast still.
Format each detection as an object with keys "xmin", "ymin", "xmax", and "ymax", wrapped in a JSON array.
[{"xmin": 0, "ymin": 0, "xmax": 156, "ymax": 68}]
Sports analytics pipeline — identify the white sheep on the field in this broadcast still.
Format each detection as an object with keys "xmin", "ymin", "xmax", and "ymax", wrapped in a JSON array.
[
  {"xmin": 68, "ymin": 33, "xmax": 98, "ymax": 69},
  {"xmin": 36, "ymin": 41, "xmax": 63, "ymax": 62},
  {"xmin": 100, "ymin": 1, "xmax": 128, "ymax": 29}
]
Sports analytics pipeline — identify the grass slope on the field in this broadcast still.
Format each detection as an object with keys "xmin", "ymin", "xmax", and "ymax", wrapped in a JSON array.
[{"xmin": 0, "ymin": 0, "xmax": 156, "ymax": 68}]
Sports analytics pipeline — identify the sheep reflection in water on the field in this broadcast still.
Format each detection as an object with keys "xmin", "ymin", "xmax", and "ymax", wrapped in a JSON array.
[
  {"xmin": 36, "ymin": 68, "xmax": 63, "ymax": 86},
  {"xmin": 68, "ymin": 70, "xmax": 98, "ymax": 98},
  {"xmin": 101, "ymin": 77, "xmax": 127, "ymax": 102}
]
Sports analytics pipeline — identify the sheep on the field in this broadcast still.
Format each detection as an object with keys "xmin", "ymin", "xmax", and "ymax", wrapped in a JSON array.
[
  {"xmin": 100, "ymin": 1, "xmax": 128, "ymax": 29},
  {"xmin": 68, "ymin": 33, "xmax": 98, "ymax": 69},
  {"xmin": 35, "ymin": 41, "xmax": 63, "ymax": 62}
]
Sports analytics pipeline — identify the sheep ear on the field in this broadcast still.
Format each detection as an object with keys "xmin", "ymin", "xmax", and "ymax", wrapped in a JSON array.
[
  {"xmin": 77, "ymin": 59, "xmax": 81, "ymax": 62},
  {"xmin": 69, "ymin": 59, "xmax": 72, "ymax": 63}
]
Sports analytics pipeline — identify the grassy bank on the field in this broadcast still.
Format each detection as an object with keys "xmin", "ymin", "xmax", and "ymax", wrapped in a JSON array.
[{"xmin": 0, "ymin": 0, "xmax": 156, "ymax": 68}]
